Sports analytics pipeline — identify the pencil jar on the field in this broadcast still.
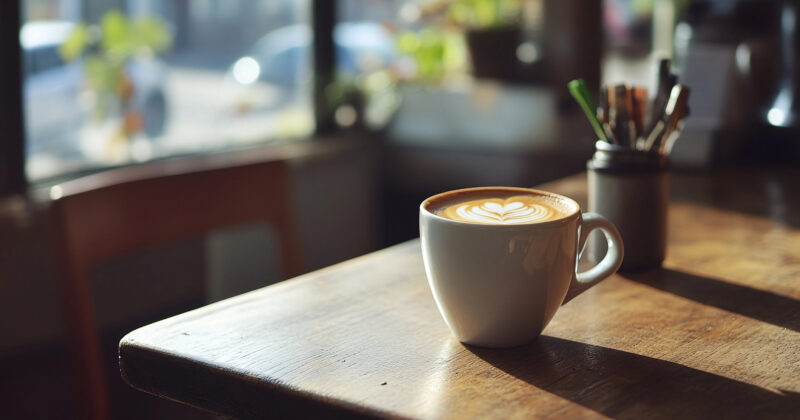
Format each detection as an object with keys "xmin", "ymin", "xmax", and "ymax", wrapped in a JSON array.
[{"xmin": 587, "ymin": 141, "xmax": 669, "ymax": 271}]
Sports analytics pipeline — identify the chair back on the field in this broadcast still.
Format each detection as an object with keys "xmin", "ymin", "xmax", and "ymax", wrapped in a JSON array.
[{"xmin": 50, "ymin": 154, "xmax": 304, "ymax": 420}]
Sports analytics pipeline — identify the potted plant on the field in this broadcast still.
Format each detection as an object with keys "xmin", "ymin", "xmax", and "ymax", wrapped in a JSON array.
[
  {"xmin": 395, "ymin": 26, "xmax": 468, "ymax": 84},
  {"xmin": 448, "ymin": 0, "xmax": 523, "ymax": 81},
  {"xmin": 398, "ymin": 0, "xmax": 523, "ymax": 82}
]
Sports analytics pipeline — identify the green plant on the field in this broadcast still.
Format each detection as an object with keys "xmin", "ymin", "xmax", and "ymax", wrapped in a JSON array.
[
  {"xmin": 393, "ymin": 0, "xmax": 522, "ymax": 83},
  {"xmin": 325, "ymin": 70, "xmax": 401, "ymax": 131},
  {"xmin": 59, "ymin": 10, "xmax": 172, "ymax": 127},
  {"xmin": 396, "ymin": 28, "xmax": 466, "ymax": 83},
  {"xmin": 447, "ymin": 0, "xmax": 522, "ymax": 29}
]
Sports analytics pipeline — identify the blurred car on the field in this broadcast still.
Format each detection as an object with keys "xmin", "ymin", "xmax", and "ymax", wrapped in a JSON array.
[
  {"xmin": 225, "ymin": 22, "xmax": 395, "ymax": 113},
  {"xmin": 21, "ymin": 21, "xmax": 169, "ymax": 157}
]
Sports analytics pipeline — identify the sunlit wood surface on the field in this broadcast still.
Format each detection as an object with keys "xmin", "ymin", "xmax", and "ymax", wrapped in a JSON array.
[{"xmin": 120, "ymin": 169, "xmax": 800, "ymax": 419}]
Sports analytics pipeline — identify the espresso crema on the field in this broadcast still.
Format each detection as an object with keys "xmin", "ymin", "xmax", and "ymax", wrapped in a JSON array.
[{"xmin": 430, "ymin": 189, "xmax": 575, "ymax": 225}]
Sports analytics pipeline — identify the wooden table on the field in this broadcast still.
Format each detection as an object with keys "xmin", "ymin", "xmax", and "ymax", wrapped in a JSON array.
[{"xmin": 120, "ymin": 169, "xmax": 800, "ymax": 419}]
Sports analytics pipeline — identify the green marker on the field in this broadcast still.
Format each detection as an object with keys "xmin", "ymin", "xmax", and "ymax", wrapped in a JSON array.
[{"xmin": 568, "ymin": 79, "xmax": 607, "ymax": 142}]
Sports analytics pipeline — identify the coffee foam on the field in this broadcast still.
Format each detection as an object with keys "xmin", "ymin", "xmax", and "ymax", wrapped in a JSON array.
[{"xmin": 427, "ymin": 189, "xmax": 576, "ymax": 225}]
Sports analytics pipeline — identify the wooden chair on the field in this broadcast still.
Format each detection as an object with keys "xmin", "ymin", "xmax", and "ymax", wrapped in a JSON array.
[{"xmin": 48, "ymin": 152, "xmax": 305, "ymax": 420}]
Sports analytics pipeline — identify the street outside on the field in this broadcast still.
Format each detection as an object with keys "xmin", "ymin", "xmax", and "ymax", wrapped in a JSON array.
[{"xmin": 26, "ymin": 66, "xmax": 313, "ymax": 181}]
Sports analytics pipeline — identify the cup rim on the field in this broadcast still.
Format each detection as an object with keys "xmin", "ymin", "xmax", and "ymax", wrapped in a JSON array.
[{"xmin": 420, "ymin": 186, "xmax": 581, "ymax": 227}]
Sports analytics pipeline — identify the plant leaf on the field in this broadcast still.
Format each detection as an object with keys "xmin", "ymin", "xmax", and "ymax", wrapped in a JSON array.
[
  {"xmin": 102, "ymin": 10, "xmax": 132, "ymax": 59},
  {"xmin": 59, "ymin": 24, "xmax": 89, "ymax": 62},
  {"xmin": 132, "ymin": 17, "xmax": 172, "ymax": 52}
]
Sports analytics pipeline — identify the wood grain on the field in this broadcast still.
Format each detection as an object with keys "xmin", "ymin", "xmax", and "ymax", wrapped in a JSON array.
[{"xmin": 120, "ymin": 169, "xmax": 800, "ymax": 419}]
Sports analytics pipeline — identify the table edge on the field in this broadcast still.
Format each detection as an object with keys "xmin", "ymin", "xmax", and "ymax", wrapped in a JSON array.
[
  {"xmin": 119, "ymin": 339, "xmax": 407, "ymax": 420},
  {"xmin": 118, "ymin": 240, "xmax": 424, "ymax": 419}
]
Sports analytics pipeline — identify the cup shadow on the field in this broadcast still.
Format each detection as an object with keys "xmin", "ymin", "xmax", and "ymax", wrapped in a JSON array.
[
  {"xmin": 466, "ymin": 336, "xmax": 800, "ymax": 419},
  {"xmin": 624, "ymin": 268, "xmax": 800, "ymax": 332}
]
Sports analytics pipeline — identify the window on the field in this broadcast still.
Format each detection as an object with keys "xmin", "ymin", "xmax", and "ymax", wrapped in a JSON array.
[
  {"xmin": 20, "ymin": 0, "xmax": 313, "ymax": 182},
  {"xmin": 334, "ymin": 0, "xmax": 562, "ymax": 147},
  {"xmin": 25, "ymin": 43, "xmax": 67, "ymax": 76}
]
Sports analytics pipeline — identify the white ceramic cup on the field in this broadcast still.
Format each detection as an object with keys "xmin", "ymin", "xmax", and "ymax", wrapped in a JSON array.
[{"xmin": 420, "ymin": 187, "xmax": 624, "ymax": 348}]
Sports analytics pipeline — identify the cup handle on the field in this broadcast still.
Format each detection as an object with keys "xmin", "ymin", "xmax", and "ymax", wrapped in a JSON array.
[{"xmin": 563, "ymin": 212, "xmax": 624, "ymax": 304}]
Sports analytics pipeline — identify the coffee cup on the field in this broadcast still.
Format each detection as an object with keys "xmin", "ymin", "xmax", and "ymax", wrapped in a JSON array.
[{"xmin": 419, "ymin": 186, "xmax": 624, "ymax": 348}]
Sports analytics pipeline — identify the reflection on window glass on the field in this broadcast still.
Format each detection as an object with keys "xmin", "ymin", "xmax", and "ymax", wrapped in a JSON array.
[{"xmin": 21, "ymin": 0, "xmax": 311, "ymax": 181}]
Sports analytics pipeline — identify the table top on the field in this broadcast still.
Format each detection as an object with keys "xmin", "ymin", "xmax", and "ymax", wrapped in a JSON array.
[{"xmin": 120, "ymin": 169, "xmax": 800, "ymax": 419}]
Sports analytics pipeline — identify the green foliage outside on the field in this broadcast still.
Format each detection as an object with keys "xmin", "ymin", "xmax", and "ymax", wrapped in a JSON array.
[
  {"xmin": 59, "ymin": 10, "xmax": 172, "ymax": 122},
  {"xmin": 393, "ymin": 0, "xmax": 520, "ymax": 84},
  {"xmin": 396, "ymin": 28, "xmax": 466, "ymax": 84},
  {"xmin": 447, "ymin": 0, "xmax": 522, "ymax": 29}
]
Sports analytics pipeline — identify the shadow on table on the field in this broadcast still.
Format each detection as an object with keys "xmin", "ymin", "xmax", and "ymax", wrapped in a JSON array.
[
  {"xmin": 623, "ymin": 269, "xmax": 800, "ymax": 333},
  {"xmin": 466, "ymin": 336, "xmax": 800, "ymax": 419},
  {"xmin": 671, "ymin": 168, "xmax": 800, "ymax": 229}
]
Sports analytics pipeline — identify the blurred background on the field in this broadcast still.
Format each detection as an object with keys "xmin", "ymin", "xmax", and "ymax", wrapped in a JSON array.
[{"xmin": 1, "ymin": 0, "xmax": 798, "ymax": 418}]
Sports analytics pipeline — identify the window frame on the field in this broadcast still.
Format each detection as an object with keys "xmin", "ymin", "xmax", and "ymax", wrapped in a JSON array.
[
  {"xmin": 0, "ymin": 0, "xmax": 337, "ymax": 197},
  {"xmin": 0, "ymin": 0, "xmax": 26, "ymax": 196}
]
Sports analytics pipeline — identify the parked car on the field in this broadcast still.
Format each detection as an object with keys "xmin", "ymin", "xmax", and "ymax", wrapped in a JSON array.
[
  {"xmin": 225, "ymin": 22, "xmax": 395, "ymax": 112},
  {"xmin": 21, "ymin": 21, "xmax": 169, "ymax": 158}
]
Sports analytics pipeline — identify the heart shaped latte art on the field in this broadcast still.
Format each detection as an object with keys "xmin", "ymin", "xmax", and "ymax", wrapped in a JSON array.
[{"xmin": 452, "ymin": 198, "xmax": 554, "ymax": 224}]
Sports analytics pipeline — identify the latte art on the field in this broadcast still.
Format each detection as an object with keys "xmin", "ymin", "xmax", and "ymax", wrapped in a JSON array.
[
  {"xmin": 439, "ymin": 195, "xmax": 568, "ymax": 225},
  {"xmin": 455, "ymin": 200, "xmax": 553, "ymax": 224}
]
